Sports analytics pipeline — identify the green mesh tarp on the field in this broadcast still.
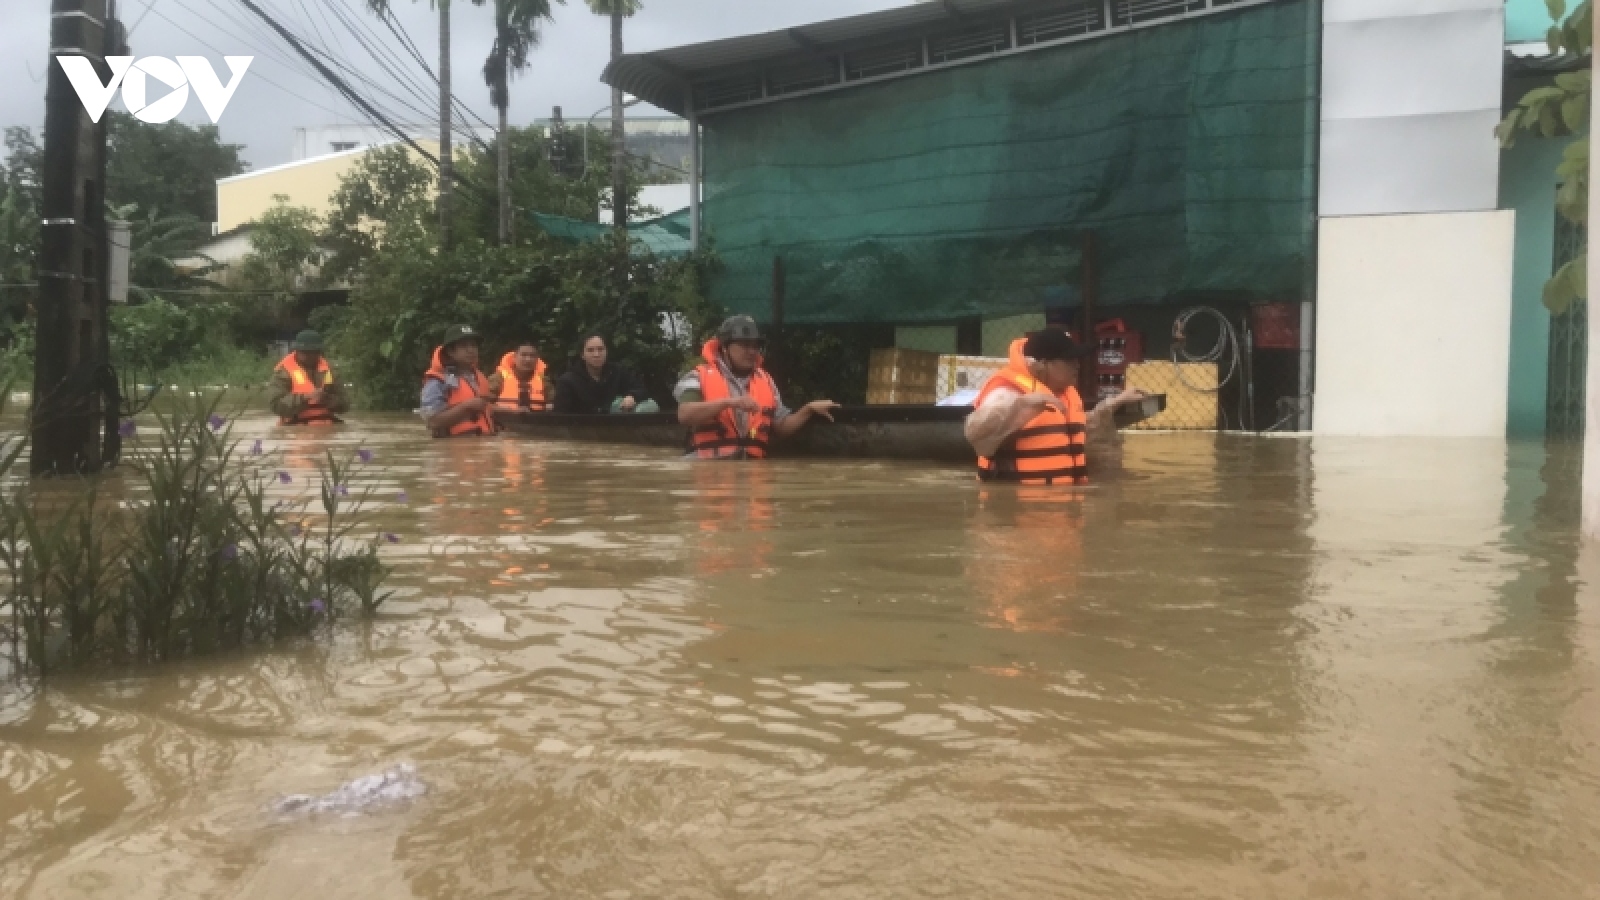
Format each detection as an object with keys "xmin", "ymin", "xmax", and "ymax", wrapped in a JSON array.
[
  {"xmin": 702, "ymin": 0, "xmax": 1319, "ymax": 324},
  {"xmin": 531, "ymin": 208, "xmax": 692, "ymax": 258}
]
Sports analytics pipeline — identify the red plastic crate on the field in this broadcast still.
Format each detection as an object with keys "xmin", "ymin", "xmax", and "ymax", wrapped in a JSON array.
[
  {"xmin": 1096, "ymin": 320, "xmax": 1144, "ymax": 368},
  {"xmin": 1251, "ymin": 303, "xmax": 1300, "ymax": 350}
]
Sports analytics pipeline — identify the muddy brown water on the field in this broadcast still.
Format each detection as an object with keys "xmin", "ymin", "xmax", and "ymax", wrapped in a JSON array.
[{"xmin": 3, "ymin": 414, "xmax": 1599, "ymax": 899}]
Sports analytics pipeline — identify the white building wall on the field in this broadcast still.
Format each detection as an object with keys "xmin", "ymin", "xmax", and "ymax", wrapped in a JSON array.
[
  {"xmin": 1315, "ymin": 212, "xmax": 1514, "ymax": 437},
  {"xmin": 1314, "ymin": 0, "xmax": 1513, "ymax": 437}
]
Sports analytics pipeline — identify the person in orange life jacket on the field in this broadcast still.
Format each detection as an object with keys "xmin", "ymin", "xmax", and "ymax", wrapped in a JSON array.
[
  {"xmin": 268, "ymin": 330, "xmax": 349, "ymax": 425},
  {"xmin": 421, "ymin": 325, "xmax": 498, "ymax": 438},
  {"xmin": 963, "ymin": 329, "xmax": 1146, "ymax": 484},
  {"xmin": 493, "ymin": 340, "xmax": 548, "ymax": 412},
  {"xmin": 674, "ymin": 315, "xmax": 839, "ymax": 459}
]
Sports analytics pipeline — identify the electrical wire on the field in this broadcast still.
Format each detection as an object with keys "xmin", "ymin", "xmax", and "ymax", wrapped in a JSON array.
[
  {"xmin": 139, "ymin": 1, "xmax": 352, "ymax": 120},
  {"xmin": 318, "ymin": 0, "xmax": 493, "ymax": 154},
  {"xmin": 1169, "ymin": 306, "xmax": 1251, "ymax": 432},
  {"xmin": 353, "ymin": 0, "xmax": 497, "ymax": 134},
  {"xmin": 200, "ymin": 0, "xmax": 461, "ymax": 150}
]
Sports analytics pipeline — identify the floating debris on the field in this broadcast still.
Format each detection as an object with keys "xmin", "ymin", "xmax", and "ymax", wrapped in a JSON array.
[{"xmin": 271, "ymin": 763, "xmax": 425, "ymax": 817}]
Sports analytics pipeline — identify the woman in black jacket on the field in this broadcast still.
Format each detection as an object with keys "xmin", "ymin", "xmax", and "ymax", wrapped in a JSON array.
[{"xmin": 551, "ymin": 334, "xmax": 657, "ymax": 414}]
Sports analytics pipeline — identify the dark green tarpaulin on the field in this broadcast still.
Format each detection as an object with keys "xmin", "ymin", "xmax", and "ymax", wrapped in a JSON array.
[
  {"xmin": 530, "ymin": 209, "xmax": 693, "ymax": 258},
  {"xmin": 701, "ymin": 0, "xmax": 1318, "ymax": 325}
]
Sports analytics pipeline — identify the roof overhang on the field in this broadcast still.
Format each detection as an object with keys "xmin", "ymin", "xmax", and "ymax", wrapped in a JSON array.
[{"xmin": 604, "ymin": 0, "xmax": 1281, "ymax": 117}]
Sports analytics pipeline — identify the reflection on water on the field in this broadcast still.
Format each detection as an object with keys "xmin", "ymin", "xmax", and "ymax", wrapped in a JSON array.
[{"xmin": 3, "ymin": 418, "xmax": 1599, "ymax": 898}]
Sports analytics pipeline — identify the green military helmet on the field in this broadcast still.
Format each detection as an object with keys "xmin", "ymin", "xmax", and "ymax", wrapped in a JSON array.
[
  {"xmin": 441, "ymin": 324, "xmax": 482, "ymax": 348},
  {"xmin": 293, "ymin": 330, "xmax": 324, "ymax": 352},
  {"xmin": 717, "ymin": 315, "xmax": 764, "ymax": 345}
]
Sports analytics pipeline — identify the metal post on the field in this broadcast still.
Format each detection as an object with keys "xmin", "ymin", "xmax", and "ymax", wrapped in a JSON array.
[
  {"xmin": 1298, "ymin": 300, "xmax": 1314, "ymax": 431},
  {"xmin": 1297, "ymin": 0, "xmax": 1321, "ymax": 434},
  {"xmin": 1103, "ymin": 0, "xmax": 1116, "ymax": 29},
  {"xmin": 1079, "ymin": 231, "xmax": 1098, "ymax": 403},
  {"xmin": 687, "ymin": 89, "xmax": 701, "ymax": 252},
  {"xmin": 34, "ymin": 0, "xmax": 121, "ymax": 475}
]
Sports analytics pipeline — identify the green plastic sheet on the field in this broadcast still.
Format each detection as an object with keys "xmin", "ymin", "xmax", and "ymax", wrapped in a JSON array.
[
  {"xmin": 701, "ymin": 0, "xmax": 1319, "ymax": 325},
  {"xmin": 530, "ymin": 209, "xmax": 693, "ymax": 258}
]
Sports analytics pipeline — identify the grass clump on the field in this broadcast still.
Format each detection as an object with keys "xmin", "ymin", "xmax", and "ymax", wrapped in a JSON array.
[{"xmin": 0, "ymin": 395, "xmax": 394, "ymax": 677}]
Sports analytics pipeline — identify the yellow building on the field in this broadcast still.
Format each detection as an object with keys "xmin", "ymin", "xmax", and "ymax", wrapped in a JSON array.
[{"xmin": 215, "ymin": 140, "xmax": 439, "ymax": 233}]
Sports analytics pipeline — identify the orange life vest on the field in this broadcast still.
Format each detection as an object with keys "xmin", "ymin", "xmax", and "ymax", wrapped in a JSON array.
[
  {"xmin": 974, "ymin": 339, "xmax": 1089, "ymax": 485},
  {"xmin": 275, "ymin": 353, "xmax": 338, "ymax": 426},
  {"xmin": 423, "ymin": 347, "xmax": 496, "ymax": 438},
  {"xmin": 688, "ymin": 339, "xmax": 779, "ymax": 460},
  {"xmin": 493, "ymin": 352, "xmax": 548, "ymax": 412}
]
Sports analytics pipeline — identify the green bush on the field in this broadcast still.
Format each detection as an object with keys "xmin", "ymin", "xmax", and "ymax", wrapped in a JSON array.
[
  {"xmin": 331, "ymin": 232, "xmax": 720, "ymax": 410},
  {"xmin": 0, "ymin": 395, "xmax": 394, "ymax": 676}
]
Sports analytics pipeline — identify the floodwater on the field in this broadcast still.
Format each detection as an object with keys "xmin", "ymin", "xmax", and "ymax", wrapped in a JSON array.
[{"xmin": 3, "ymin": 414, "xmax": 1599, "ymax": 899}]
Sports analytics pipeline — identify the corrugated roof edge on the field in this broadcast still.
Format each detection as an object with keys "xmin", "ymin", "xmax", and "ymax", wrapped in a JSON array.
[
  {"xmin": 603, "ymin": 0, "xmax": 1286, "ymax": 116},
  {"xmin": 602, "ymin": 0, "xmax": 1023, "ymax": 115}
]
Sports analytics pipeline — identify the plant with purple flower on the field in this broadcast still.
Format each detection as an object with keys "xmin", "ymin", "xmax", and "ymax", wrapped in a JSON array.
[
  {"xmin": 309, "ymin": 598, "xmax": 326, "ymax": 614},
  {"xmin": 117, "ymin": 420, "xmax": 137, "ymax": 438},
  {"xmin": 207, "ymin": 414, "xmax": 227, "ymax": 432},
  {"xmin": 277, "ymin": 471, "xmax": 292, "ymax": 484},
  {"xmin": 357, "ymin": 449, "xmax": 374, "ymax": 464}
]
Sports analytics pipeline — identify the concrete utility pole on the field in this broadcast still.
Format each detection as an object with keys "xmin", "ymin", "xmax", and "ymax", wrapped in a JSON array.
[
  {"xmin": 33, "ymin": 0, "xmax": 125, "ymax": 475},
  {"xmin": 1586, "ymin": 3, "xmax": 1600, "ymax": 538}
]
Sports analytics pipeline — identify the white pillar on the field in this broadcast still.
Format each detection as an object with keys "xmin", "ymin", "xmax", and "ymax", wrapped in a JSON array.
[{"xmin": 1584, "ymin": 6, "xmax": 1600, "ymax": 538}]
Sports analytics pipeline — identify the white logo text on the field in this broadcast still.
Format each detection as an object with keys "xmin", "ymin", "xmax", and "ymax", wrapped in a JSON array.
[{"xmin": 57, "ymin": 56, "xmax": 254, "ymax": 124}]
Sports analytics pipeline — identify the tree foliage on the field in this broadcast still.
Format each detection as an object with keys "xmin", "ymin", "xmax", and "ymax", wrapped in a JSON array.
[
  {"xmin": 106, "ymin": 112, "xmax": 246, "ymax": 223},
  {"xmin": 1498, "ymin": 0, "xmax": 1592, "ymax": 314},
  {"xmin": 321, "ymin": 133, "xmax": 718, "ymax": 410},
  {"xmin": 0, "ymin": 128, "xmax": 41, "ymax": 286},
  {"xmin": 235, "ymin": 195, "xmax": 325, "ymax": 298}
]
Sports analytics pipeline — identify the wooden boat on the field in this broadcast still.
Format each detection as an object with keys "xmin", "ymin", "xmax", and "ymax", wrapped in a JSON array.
[{"xmin": 496, "ymin": 396, "xmax": 1166, "ymax": 463}]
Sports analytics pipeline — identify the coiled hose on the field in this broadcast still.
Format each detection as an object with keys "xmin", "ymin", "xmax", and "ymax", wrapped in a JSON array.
[{"xmin": 1170, "ymin": 306, "xmax": 1252, "ymax": 431}]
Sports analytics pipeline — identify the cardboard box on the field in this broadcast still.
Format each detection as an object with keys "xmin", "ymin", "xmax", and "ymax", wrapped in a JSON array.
[{"xmin": 868, "ymin": 348, "xmax": 940, "ymax": 405}]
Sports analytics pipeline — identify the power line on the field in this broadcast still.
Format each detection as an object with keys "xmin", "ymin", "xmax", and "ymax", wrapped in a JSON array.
[
  {"xmin": 126, "ymin": 0, "xmax": 162, "ymax": 36},
  {"xmin": 325, "ymin": 0, "xmax": 495, "ymax": 151},
  {"xmin": 141, "ymin": 2, "xmax": 353, "ymax": 121},
  {"xmin": 354, "ymin": 0, "xmax": 497, "ymax": 135},
  {"xmin": 319, "ymin": 0, "xmax": 490, "ymax": 153},
  {"xmin": 174, "ymin": 0, "xmax": 427, "ymax": 137},
  {"xmin": 232, "ymin": 0, "xmax": 497, "ymax": 206},
  {"xmin": 234, "ymin": 0, "xmax": 441, "ymax": 170},
  {"xmin": 176, "ymin": 0, "xmax": 358, "ymax": 124}
]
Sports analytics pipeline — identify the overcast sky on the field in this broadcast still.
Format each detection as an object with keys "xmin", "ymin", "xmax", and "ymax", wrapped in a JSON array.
[{"xmin": 2, "ymin": 0, "xmax": 902, "ymax": 169}]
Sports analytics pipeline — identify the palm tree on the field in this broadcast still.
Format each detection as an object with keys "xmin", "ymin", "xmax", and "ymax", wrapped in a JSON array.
[
  {"xmin": 475, "ymin": 0, "xmax": 557, "ymax": 245},
  {"xmin": 366, "ymin": 0, "xmax": 458, "ymax": 247},
  {"xmin": 585, "ymin": 0, "xmax": 642, "ymax": 236}
]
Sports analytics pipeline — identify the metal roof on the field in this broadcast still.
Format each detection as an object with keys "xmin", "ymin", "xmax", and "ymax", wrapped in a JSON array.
[{"xmin": 603, "ymin": 0, "xmax": 1271, "ymax": 117}]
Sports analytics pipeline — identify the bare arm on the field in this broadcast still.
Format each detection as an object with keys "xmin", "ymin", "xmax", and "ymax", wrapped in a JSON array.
[
  {"xmin": 678, "ymin": 397, "xmax": 747, "ymax": 427},
  {"xmin": 1084, "ymin": 388, "xmax": 1148, "ymax": 442},
  {"xmin": 773, "ymin": 401, "xmax": 838, "ymax": 439},
  {"xmin": 964, "ymin": 388, "xmax": 1060, "ymax": 458}
]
